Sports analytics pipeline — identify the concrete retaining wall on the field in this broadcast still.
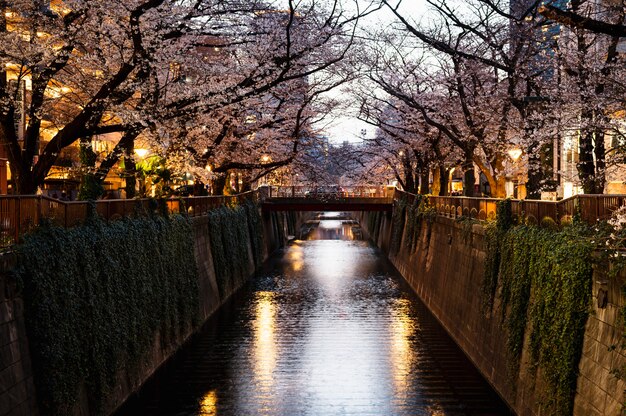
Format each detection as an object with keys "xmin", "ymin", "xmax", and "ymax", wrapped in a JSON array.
[
  {"xmin": 358, "ymin": 210, "xmax": 626, "ymax": 416},
  {"xmin": 0, "ymin": 207, "xmax": 300, "ymax": 416},
  {"xmin": 0, "ymin": 254, "xmax": 38, "ymax": 416}
]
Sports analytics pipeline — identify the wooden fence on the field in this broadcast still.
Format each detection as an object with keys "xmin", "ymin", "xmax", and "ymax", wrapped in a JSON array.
[
  {"xmin": 0, "ymin": 192, "xmax": 258, "ymax": 248},
  {"xmin": 2, "ymin": 189, "xmax": 625, "ymax": 248},
  {"xmin": 395, "ymin": 190, "xmax": 626, "ymax": 225}
]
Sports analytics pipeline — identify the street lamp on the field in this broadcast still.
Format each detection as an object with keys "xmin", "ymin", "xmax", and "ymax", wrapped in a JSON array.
[
  {"xmin": 134, "ymin": 148, "xmax": 149, "ymax": 159},
  {"xmin": 507, "ymin": 148, "xmax": 523, "ymax": 162}
]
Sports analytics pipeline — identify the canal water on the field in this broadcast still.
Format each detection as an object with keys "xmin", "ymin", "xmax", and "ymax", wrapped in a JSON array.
[{"xmin": 115, "ymin": 213, "xmax": 512, "ymax": 416}]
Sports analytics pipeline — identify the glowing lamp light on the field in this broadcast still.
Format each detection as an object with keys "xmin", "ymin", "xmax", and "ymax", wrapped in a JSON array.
[
  {"xmin": 508, "ymin": 148, "xmax": 523, "ymax": 161},
  {"xmin": 205, "ymin": 164, "xmax": 212, "ymax": 172},
  {"xmin": 134, "ymin": 148, "xmax": 149, "ymax": 159},
  {"xmin": 261, "ymin": 155, "xmax": 270, "ymax": 163}
]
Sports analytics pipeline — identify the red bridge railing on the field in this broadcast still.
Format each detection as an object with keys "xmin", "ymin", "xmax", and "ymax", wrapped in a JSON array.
[{"xmin": 395, "ymin": 190, "xmax": 626, "ymax": 225}]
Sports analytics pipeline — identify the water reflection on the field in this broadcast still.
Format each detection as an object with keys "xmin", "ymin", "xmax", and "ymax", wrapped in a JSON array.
[
  {"xmin": 252, "ymin": 291, "xmax": 277, "ymax": 405},
  {"xmin": 306, "ymin": 213, "xmax": 357, "ymax": 240},
  {"xmin": 115, "ymin": 212, "xmax": 511, "ymax": 416},
  {"xmin": 199, "ymin": 390, "xmax": 217, "ymax": 416},
  {"xmin": 389, "ymin": 298, "xmax": 416, "ymax": 400}
]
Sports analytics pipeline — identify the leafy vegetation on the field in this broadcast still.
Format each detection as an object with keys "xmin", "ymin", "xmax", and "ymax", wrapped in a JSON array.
[
  {"xmin": 14, "ymin": 213, "xmax": 199, "ymax": 415},
  {"xmin": 390, "ymin": 197, "xmax": 407, "ymax": 254},
  {"xmin": 483, "ymin": 200, "xmax": 594, "ymax": 415},
  {"xmin": 481, "ymin": 199, "xmax": 513, "ymax": 313},
  {"xmin": 207, "ymin": 204, "xmax": 260, "ymax": 299}
]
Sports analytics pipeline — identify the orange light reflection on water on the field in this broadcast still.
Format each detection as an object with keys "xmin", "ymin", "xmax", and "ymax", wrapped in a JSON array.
[
  {"xmin": 198, "ymin": 389, "xmax": 217, "ymax": 415},
  {"xmin": 389, "ymin": 298, "xmax": 417, "ymax": 398},
  {"xmin": 252, "ymin": 291, "xmax": 277, "ymax": 408}
]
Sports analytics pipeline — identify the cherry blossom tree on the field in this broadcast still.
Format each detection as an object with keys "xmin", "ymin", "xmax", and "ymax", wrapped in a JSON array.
[{"xmin": 0, "ymin": 0, "xmax": 380, "ymax": 196}]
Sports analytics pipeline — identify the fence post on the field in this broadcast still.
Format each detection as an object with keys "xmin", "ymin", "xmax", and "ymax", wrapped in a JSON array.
[
  {"xmin": 37, "ymin": 196, "xmax": 42, "ymax": 226},
  {"xmin": 15, "ymin": 198, "xmax": 20, "ymax": 243}
]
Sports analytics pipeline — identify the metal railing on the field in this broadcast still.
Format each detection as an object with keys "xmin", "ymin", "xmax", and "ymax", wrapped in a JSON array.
[
  {"xmin": 394, "ymin": 190, "xmax": 626, "ymax": 225},
  {"xmin": 0, "ymin": 191, "xmax": 258, "ymax": 248}
]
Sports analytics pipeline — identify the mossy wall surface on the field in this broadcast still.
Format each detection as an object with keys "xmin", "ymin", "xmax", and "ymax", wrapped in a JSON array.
[
  {"xmin": 359, "ymin": 204, "xmax": 625, "ymax": 416},
  {"xmin": 5, "ymin": 202, "xmax": 272, "ymax": 416}
]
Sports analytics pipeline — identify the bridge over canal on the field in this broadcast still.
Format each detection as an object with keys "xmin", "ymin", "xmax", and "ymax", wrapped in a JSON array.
[{"xmin": 2, "ymin": 188, "xmax": 626, "ymax": 416}]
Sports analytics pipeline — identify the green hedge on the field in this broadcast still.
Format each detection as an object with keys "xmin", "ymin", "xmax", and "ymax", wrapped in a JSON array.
[
  {"xmin": 484, "ymin": 204, "xmax": 594, "ymax": 415},
  {"xmin": 15, "ymin": 214, "xmax": 199, "ymax": 415},
  {"xmin": 207, "ymin": 204, "xmax": 262, "ymax": 299}
]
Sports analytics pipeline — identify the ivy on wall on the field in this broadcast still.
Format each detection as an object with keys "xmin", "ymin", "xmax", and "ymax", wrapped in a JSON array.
[
  {"xmin": 482, "ymin": 199, "xmax": 513, "ymax": 313},
  {"xmin": 483, "ymin": 201, "xmax": 594, "ymax": 416},
  {"xmin": 394, "ymin": 195, "xmax": 436, "ymax": 255},
  {"xmin": 14, "ymin": 213, "xmax": 199, "ymax": 416},
  {"xmin": 390, "ymin": 197, "xmax": 407, "ymax": 255},
  {"xmin": 243, "ymin": 201, "xmax": 264, "ymax": 267},
  {"xmin": 207, "ymin": 205, "xmax": 253, "ymax": 299}
]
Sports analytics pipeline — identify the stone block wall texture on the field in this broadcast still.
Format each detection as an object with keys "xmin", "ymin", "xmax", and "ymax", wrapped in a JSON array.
[
  {"xmin": 0, "ymin": 254, "xmax": 38, "ymax": 416},
  {"xmin": 0, "ymin": 206, "xmax": 295, "ymax": 416},
  {"xmin": 359, "ymin": 210, "xmax": 626, "ymax": 416}
]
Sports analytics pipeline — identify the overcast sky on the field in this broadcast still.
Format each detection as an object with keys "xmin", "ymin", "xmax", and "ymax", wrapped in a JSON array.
[{"xmin": 323, "ymin": 0, "xmax": 428, "ymax": 143}]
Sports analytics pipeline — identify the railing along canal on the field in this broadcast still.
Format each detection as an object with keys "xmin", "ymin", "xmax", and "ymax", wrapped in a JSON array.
[
  {"xmin": 265, "ymin": 185, "xmax": 389, "ymax": 198},
  {"xmin": 0, "ymin": 191, "xmax": 258, "ymax": 248},
  {"xmin": 396, "ymin": 189, "xmax": 626, "ymax": 226},
  {"xmin": 3, "ymin": 187, "xmax": 625, "ymax": 247}
]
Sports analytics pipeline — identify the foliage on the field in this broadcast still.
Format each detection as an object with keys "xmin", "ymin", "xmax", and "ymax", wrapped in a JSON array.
[
  {"xmin": 1, "ymin": 0, "xmax": 373, "ymax": 194},
  {"xmin": 481, "ymin": 199, "xmax": 513, "ymax": 313},
  {"xmin": 136, "ymin": 156, "xmax": 173, "ymax": 198},
  {"xmin": 243, "ymin": 200, "xmax": 265, "ymax": 267},
  {"xmin": 487, "ymin": 215, "xmax": 594, "ymax": 415},
  {"xmin": 78, "ymin": 141, "xmax": 104, "ymax": 201},
  {"xmin": 390, "ymin": 197, "xmax": 407, "ymax": 254},
  {"xmin": 14, "ymin": 214, "xmax": 199, "ymax": 415},
  {"xmin": 207, "ymin": 204, "xmax": 259, "ymax": 299},
  {"xmin": 525, "ymin": 224, "xmax": 593, "ymax": 414},
  {"xmin": 456, "ymin": 216, "xmax": 477, "ymax": 244}
]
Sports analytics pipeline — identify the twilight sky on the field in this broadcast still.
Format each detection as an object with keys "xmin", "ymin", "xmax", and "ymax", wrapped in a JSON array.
[{"xmin": 324, "ymin": 0, "xmax": 429, "ymax": 143}]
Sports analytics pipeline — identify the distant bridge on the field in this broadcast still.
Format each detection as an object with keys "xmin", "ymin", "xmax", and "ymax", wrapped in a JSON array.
[
  {"xmin": 261, "ymin": 196, "xmax": 393, "ymax": 212},
  {"xmin": 259, "ymin": 185, "xmax": 394, "ymax": 212}
]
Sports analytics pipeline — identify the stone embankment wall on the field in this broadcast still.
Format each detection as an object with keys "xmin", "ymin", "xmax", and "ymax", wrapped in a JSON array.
[
  {"xmin": 0, "ymin": 255, "xmax": 38, "ymax": 416},
  {"xmin": 0, "ymin": 206, "xmax": 304, "ymax": 416},
  {"xmin": 358, "ymin": 209, "xmax": 626, "ymax": 416}
]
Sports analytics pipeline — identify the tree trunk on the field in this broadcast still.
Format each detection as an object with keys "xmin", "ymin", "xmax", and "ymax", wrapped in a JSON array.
[
  {"xmin": 123, "ymin": 143, "xmax": 137, "ymax": 199},
  {"xmin": 525, "ymin": 137, "xmax": 543, "ymax": 199},
  {"xmin": 419, "ymin": 170, "xmax": 429, "ymax": 195},
  {"xmin": 212, "ymin": 173, "xmax": 227, "ymax": 195},
  {"xmin": 437, "ymin": 165, "xmax": 450, "ymax": 196},
  {"xmin": 492, "ymin": 157, "xmax": 507, "ymax": 198},
  {"xmin": 15, "ymin": 171, "xmax": 37, "ymax": 195},
  {"xmin": 593, "ymin": 125, "xmax": 606, "ymax": 193},
  {"xmin": 577, "ymin": 123, "xmax": 596, "ymax": 194},
  {"xmin": 462, "ymin": 153, "xmax": 475, "ymax": 197},
  {"xmin": 431, "ymin": 168, "xmax": 440, "ymax": 196}
]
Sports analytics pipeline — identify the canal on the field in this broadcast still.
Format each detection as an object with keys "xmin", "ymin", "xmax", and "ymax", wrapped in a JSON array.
[{"xmin": 115, "ymin": 213, "xmax": 512, "ymax": 416}]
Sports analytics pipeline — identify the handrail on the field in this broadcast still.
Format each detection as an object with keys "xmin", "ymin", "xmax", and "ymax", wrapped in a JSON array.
[
  {"xmin": 393, "ymin": 189, "xmax": 626, "ymax": 226},
  {"xmin": 0, "ymin": 191, "xmax": 259, "ymax": 248}
]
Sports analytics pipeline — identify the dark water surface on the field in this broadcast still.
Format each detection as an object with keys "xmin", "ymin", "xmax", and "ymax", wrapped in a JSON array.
[{"xmin": 115, "ymin": 213, "xmax": 512, "ymax": 416}]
